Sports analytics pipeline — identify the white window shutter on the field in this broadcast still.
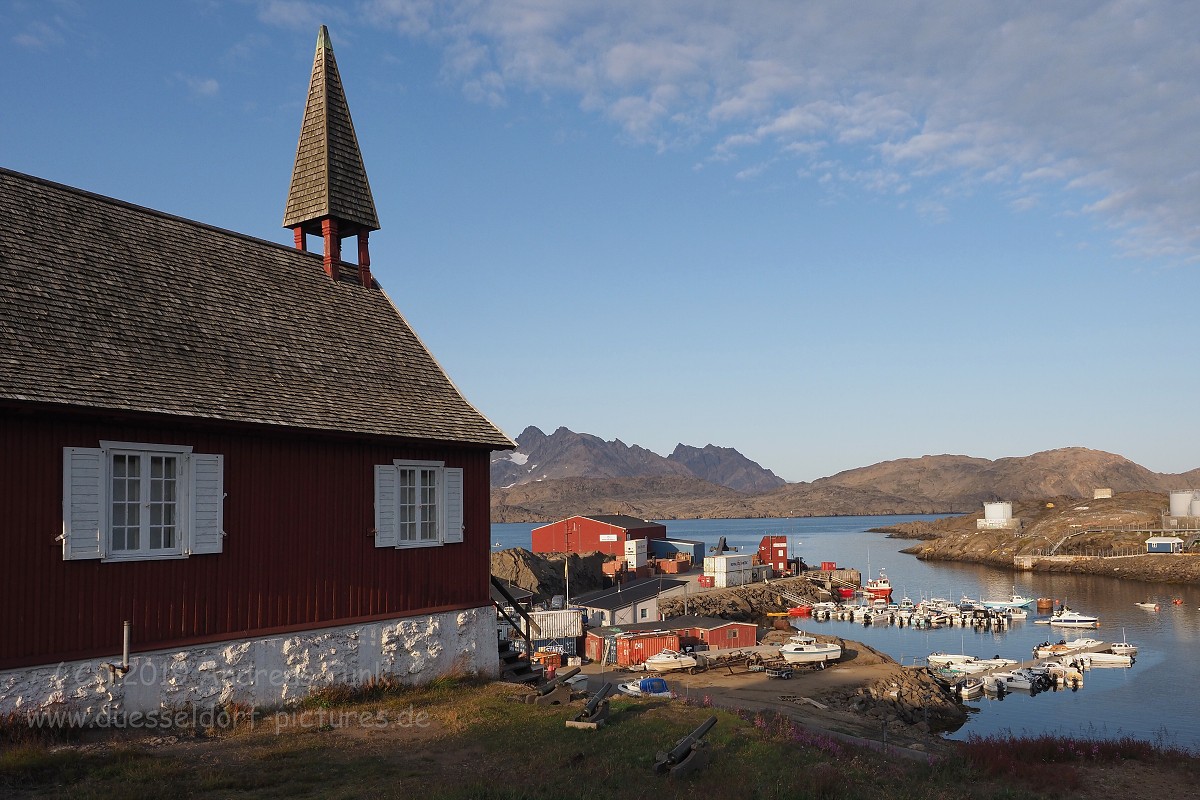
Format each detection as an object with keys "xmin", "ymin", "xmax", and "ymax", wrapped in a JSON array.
[
  {"xmin": 62, "ymin": 447, "xmax": 105, "ymax": 560},
  {"xmin": 374, "ymin": 465, "xmax": 398, "ymax": 548},
  {"xmin": 443, "ymin": 467, "xmax": 464, "ymax": 544},
  {"xmin": 189, "ymin": 453, "xmax": 225, "ymax": 554}
]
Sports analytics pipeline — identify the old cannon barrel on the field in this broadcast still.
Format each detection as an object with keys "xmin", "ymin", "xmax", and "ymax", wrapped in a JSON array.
[
  {"xmin": 535, "ymin": 666, "xmax": 580, "ymax": 695},
  {"xmin": 665, "ymin": 715, "xmax": 718, "ymax": 764},
  {"xmin": 582, "ymin": 682, "xmax": 613, "ymax": 716}
]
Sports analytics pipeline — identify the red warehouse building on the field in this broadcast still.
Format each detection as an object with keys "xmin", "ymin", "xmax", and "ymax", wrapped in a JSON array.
[
  {"xmin": 0, "ymin": 27, "xmax": 513, "ymax": 717},
  {"xmin": 531, "ymin": 514, "xmax": 666, "ymax": 556}
]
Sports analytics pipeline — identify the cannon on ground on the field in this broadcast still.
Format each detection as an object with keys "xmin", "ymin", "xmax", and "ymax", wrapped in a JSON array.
[{"xmin": 653, "ymin": 715, "xmax": 717, "ymax": 777}]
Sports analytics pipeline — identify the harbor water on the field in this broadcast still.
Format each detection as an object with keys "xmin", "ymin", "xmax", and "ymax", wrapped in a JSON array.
[{"xmin": 492, "ymin": 515, "xmax": 1200, "ymax": 749}]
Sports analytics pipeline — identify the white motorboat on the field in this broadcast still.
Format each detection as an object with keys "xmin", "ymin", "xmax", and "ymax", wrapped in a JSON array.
[
  {"xmin": 1032, "ymin": 637, "xmax": 1103, "ymax": 659},
  {"xmin": 1005, "ymin": 607, "xmax": 1028, "ymax": 620},
  {"xmin": 1135, "ymin": 601, "xmax": 1161, "ymax": 611},
  {"xmin": 1109, "ymin": 638, "xmax": 1138, "ymax": 656},
  {"xmin": 643, "ymin": 648, "xmax": 698, "ymax": 673},
  {"xmin": 616, "ymin": 677, "xmax": 674, "ymax": 698},
  {"xmin": 1075, "ymin": 652, "xmax": 1135, "ymax": 668},
  {"xmin": 927, "ymin": 652, "xmax": 978, "ymax": 668},
  {"xmin": 972, "ymin": 657, "xmax": 1019, "ymax": 670},
  {"xmin": 779, "ymin": 633, "xmax": 842, "ymax": 665},
  {"xmin": 1035, "ymin": 606, "xmax": 1100, "ymax": 628},
  {"xmin": 948, "ymin": 677, "xmax": 985, "ymax": 699},
  {"xmin": 984, "ymin": 668, "xmax": 1053, "ymax": 693},
  {"xmin": 982, "ymin": 589, "xmax": 1037, "ymax": 609}
]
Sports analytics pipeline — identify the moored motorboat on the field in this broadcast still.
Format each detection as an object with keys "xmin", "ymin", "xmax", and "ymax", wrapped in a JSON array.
[
  {"xmin": 982, "ymin": 588, "xmax": 1037, "ymax": 609},
  {"xmin": 1135, "ymin": 601, "xmax": 1161, "ymax": 611},
  {"xmin": 927, "ymin": 652, "xmax": 978, "ymax": 668},
  {"xmin": 1075, "ymin": 652, "xmax": 1134, "ymax": 667},
  {"xmin": 643, "ymin": 648, "xmax": 698, "ymax": 673},
  {"xmin": 1036, "ymin": 606, "xmax": 1100, "ymax": 628}
]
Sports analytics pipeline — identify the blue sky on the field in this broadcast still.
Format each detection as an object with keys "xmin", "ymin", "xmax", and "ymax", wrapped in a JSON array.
[{"xmin": 6, "ymin": 1, "xmax": 1199, "ymax": 482}]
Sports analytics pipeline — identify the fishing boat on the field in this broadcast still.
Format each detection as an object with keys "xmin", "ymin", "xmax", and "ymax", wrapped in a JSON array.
[
  {"xmin": 1135, "ymin": 601, "xmax": 1161, "ymax": 611},
  {"xmin": 779, "ymin": 633, "xmax": 842, "ymax": 665},
  {"xmin": 863, "ymin": 569, "xmax": 893, "ymax": 601},
  {"xmin": 643, "ymin": 649, "xmax": 698, "ymax": 673},
  {"xmin": 1035, "ymin": 606, "xmax": 1100, "ymax": 628}
]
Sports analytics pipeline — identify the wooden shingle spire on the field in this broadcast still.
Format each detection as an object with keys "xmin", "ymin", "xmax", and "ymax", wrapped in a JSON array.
[{"xmin": 284, "ymin": 25, "xmax": 379, "ymax": 284}]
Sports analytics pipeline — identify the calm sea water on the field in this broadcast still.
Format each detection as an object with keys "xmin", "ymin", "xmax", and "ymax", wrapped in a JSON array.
[{"xmin": 493, "ymin": 515, "xmax": 1200, "ymax": 750}]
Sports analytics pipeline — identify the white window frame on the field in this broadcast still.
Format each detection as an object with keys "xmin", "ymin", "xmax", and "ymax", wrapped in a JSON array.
[
  {"xmin": 373, "ymin": 460, "xmax": 464, "ymax": 549},
  {"xmin": 62, "ymin": 442, "xmax": 225, "ymax": 562}
]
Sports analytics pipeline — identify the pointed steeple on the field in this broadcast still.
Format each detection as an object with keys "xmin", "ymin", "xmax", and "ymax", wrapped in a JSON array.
[{"xmin": 284, "ymin": 26, "xmax": 379, "ymax": 284}]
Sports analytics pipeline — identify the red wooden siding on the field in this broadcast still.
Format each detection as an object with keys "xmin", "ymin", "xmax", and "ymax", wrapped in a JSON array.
[
  {"xmin": 531, "ymin": 516, "xmax": 666, "ymax": 555},
  {"xmin": 0, "ymin": 406, "xmax": 494, "ymax": 670}
]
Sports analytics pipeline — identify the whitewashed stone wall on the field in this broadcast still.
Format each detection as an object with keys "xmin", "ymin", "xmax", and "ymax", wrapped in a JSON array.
[{"xmin": 0, "ymin": 606, "xmax": 498, "ymax": 721}]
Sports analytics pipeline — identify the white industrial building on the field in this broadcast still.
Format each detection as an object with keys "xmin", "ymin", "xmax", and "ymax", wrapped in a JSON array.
[{"xmin": 976, "ymin": 501, "xmax": 1022, "ymax": 531}]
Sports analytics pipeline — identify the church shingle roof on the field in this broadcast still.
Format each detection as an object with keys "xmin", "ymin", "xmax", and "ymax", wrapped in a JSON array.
[{"xmin": 0, "ymin": 168, "xmax": 513, "ymax": 449}]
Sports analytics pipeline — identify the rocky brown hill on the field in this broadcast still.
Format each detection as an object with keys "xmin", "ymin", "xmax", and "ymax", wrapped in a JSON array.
[
  {"xmin": 667, "ymin": 443, "xmax": 786, "ymax": 492},
  {"xmin": 490, "ymin": 425, "xmax": 784, "ymax": 493},
  {"xmin": 491, "ymin": 441, "xmax": 1200, "ymax": 523}
]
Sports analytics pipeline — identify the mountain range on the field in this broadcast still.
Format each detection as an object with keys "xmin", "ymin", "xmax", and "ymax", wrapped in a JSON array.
[{"xmin": 490, "ymin": 426, "xmax": 1200, "ymax": 523}]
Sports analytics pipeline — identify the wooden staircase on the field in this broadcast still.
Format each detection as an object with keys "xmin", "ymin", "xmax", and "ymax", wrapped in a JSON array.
[{"xmin": 498, "ymin": 637, "xmax": 541, "ymax": 684}]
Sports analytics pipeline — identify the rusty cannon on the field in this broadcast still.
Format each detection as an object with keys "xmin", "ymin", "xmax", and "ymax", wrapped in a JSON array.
[
  {"xmin": 565, "ymin": 681, "xmax": 613, "ymax": 729},
  {"xmin": 653, "ymin": 714, "xmax": 717, "ymax": 777},
  {"xmin": 523, "ymin": 666, "xmax": 581, "ymax": 706}
]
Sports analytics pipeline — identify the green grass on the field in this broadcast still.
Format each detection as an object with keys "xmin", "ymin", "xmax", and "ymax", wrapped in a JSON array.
[{"xmin": 2, "ymin": 678, "xmax": 1196, "ymax": 799}]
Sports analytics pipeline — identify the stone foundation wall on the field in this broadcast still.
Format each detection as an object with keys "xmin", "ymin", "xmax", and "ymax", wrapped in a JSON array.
[{"xmin": 0, "ymin": 606, "xmax": 498, "ymax": 720}]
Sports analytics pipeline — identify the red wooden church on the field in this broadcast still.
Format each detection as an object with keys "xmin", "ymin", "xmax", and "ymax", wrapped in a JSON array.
[{"xmin": 0, "ymin": 27, "xmax": 513, "ymax": 716}]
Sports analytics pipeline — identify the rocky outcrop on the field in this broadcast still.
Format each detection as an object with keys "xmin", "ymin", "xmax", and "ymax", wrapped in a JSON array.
[
  {"xmin": 657, "ymin": 577, "xmax": 826, "ymax": 620},
  {"xmin": 839, "ymin": 667, "xmax": 968, "ymax": 734},
  {"xmin": 877, "ymin": 491, "xmax": 1200, "ymax": 585},
  {"xmin": 489, "ymin": 548, "xmax": 609, "ymax": 602}
]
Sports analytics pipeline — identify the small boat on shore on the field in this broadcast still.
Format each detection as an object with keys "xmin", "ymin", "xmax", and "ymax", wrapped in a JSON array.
[
  {"xmin": 617, "ymin": 677, "xmax": 674, "ymax": 698},
  {"xmin": 779, "ymin": 633, "xmax": 842, "ymax": 665},
  {"xmin": 644, "ymin": 649, "xmax": 698, "ymax": 673}
]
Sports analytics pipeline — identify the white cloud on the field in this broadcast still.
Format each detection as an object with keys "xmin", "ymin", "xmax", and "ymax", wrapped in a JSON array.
[
  {"xmin": 173, "ymin": 74, "xmax": 221, "ymax": 98},
  {"xmin": 364, "ymin": 0, "xmax": 1200, "ymax": 263}
]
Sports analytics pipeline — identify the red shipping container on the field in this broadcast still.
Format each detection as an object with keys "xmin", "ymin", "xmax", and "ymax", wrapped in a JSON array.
[
  {"xmin": 821, "ymin": 561, "xmax": 837, "ymax": 571},
  {"xmin": 615, "ymin": 632, "xmax": 680, "ymax": 667},
  {"xmin": 698, "ymin": 575, "xmax": 715, "ymax": 588}
]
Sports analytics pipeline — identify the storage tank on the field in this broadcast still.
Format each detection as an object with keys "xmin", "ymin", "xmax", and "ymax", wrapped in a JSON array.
[
  {"xmin": 983, "ymin": 501, "xmax": 1013, "ymax": 521},
  {"xmin": 1169, "ymin": 490, "xmax": 1197, "ymax": 518},
  {"xmin": 1191, "ymin": 497, "xmax": 1200, "ymax": 517}
]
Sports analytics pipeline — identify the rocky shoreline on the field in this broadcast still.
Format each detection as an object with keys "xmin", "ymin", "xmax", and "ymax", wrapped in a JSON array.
[{"xmin": 874, "ymin": 491, "xmax": 1200, "ymax": 585}]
